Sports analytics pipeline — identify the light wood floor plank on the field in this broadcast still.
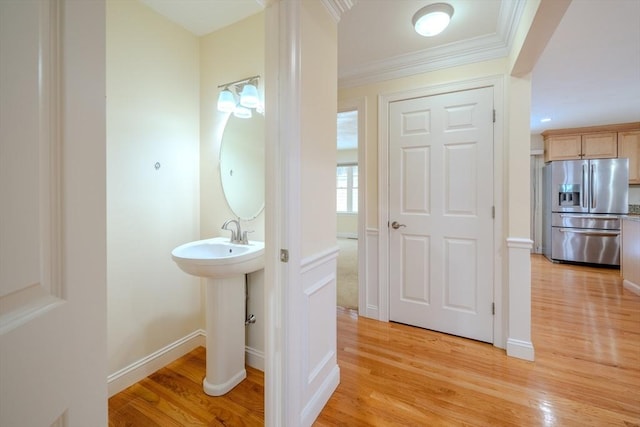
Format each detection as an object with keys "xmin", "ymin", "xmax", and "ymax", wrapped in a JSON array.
[{"xmin": 109, "ymin": 255, "xmax": 640, "ymax": 426}]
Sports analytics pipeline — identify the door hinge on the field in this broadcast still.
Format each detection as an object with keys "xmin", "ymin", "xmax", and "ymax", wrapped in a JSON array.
[
  {"xmin": 492, "ymin": 302, "xmax": 495, "ymax": 315},
  {"xmin": 492, "ymin": 206, "xmax": 495, "ymax": 219},
  {"xmin": 493, "ymin": 109, "xmax": 496, "ymax": 123},
  {"xmin": 280, "ymin": 249, "xmax": 289, "ymax": 263}
]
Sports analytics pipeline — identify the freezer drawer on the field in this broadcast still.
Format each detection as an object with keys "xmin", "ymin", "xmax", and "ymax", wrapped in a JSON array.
[
  {"xmin": 552, "ymin": 213, "xmax": 621, "ymax": 230},
  {"xmin": 551, "ymin": 227, "xmax": 621, "ymax": 265}
]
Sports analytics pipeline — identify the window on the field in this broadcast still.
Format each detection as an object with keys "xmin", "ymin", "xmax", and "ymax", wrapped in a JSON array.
[{"xmin": 337, "ymin": 164, "xmax": 358, "ymax": 213}]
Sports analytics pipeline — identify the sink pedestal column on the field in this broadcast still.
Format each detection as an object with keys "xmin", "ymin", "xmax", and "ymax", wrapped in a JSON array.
[{"xmin": 203, "ymin": 276, "xmax": 246, "ymax": 396}]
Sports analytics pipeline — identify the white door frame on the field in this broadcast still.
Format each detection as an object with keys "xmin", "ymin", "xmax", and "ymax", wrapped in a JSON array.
[
  {"xmin": 264, "ymin": 2, "xmax": 300, "ymax": 424},
  {"xmin": 337, "ymin": 98, "xmax": 368, "ymax": 316},
  {"xmin": 265, "ymin": 1, "xmax": 346, "ymax": 425},
  {"xmin": 378, "ymin": 75, "xmax": 506, "ymax": 348}
]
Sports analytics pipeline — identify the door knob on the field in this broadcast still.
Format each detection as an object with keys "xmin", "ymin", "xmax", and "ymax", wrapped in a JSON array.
[{"xmin": 391, "ymin": 221, "xmax": 406, "ymax": 229}]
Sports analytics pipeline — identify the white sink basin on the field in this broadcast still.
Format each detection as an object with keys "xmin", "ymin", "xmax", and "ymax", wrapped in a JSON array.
[
  {"xmin": 171, "ymin": 236, "xmax": 266, "ymax": 396},
  {"xmin": 171, "ymin": 237, "xmax": 264, "ymax": 279}
]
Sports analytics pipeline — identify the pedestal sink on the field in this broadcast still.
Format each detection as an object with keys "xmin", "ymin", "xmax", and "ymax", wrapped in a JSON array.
[{"xmin": 171, "ymin": 237, "xmax": 264, "ymax": 396}]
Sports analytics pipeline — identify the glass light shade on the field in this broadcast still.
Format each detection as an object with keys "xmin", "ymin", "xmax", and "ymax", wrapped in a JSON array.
[
  {"xmin": 233, "ymin": 104, "xmax": 252, "ymax": 119},
  {"xmin": 413, "ymin": 3, "xmax": 453, "ymax": 37},
  {"xmin": 217, "ymin": 89, "xmax": 236, "ymax": 113},
  {"xmin": 239, "ymin": 83, "xmax": 259, "ymax": 109}
]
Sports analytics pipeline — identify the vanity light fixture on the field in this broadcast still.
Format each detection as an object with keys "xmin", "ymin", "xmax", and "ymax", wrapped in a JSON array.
[
  {"xmin": 217, "ymin": 88, "xmax": 236, "ymax": 113},
  {"xmin": 239, "ymin": 83, "xmax": 259, "ymax": 109},
  {"xmin": 412, "ymin": 3, "xmax": 454, "ymax": 37},
  {"xmin": 216, "ymin": 75, "xmax": 262, "ymax": 118}
]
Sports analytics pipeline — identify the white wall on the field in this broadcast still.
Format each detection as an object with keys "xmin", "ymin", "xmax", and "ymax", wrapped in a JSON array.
[{"xmin": 106, "ymin": 0, "xmax": 202, "ymax": 379}]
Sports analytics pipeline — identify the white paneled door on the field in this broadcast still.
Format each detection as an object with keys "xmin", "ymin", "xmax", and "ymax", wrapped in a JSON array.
[
  {"xmin": 388, "ymin": 87, "xmax": 494, "ymax": 343},
  {"xmin": 0, "ymin": 1, "xmax": 106, "ymax": 425}
]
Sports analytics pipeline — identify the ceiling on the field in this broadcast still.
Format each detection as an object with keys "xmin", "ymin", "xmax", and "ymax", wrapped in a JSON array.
[{"xmin": 139, "ymin": 0, "xmax": 640, "ymax": 142}]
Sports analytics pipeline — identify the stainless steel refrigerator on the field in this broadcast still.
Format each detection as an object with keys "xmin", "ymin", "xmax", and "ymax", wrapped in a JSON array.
[{"xmin": 543, "ymin": 158, "xmax": 629, "ymax": 266}]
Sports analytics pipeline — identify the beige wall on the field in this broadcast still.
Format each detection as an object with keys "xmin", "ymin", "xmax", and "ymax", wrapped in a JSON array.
[
  {"xmin": 200, "ymin": 13, "xmax": 266, "ymax": 359},
  {"xmin": 300, "ymin": 0, "xmax": 338, "ymax": 257},
  {"xmin": 337, "ymin": 214, "xmax": 358, "ymax": 237},
  {"xmin": 200, "ymin": 13, "xmax": 265, "ymax": 242},
  {"xmin": 106, "ymin": 0, "xmax": 202, "ymax": 374},
  {"xmin": 506, "ymin": 74, "xmax": 533, "ymax": 237}
]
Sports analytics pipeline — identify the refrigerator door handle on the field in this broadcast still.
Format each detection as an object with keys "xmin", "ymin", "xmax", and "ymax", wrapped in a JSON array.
[
  {"xmin": 582, "ymin": 164, "xmax": 588, "ymax": 208},
  {"xmin": 559, "ymin": 228, "xmax": 620, "ymax": 237},
  {"xmin": 590, "ymin": 164, "xmax": 596, "ymax": 209},
  {"xmin": 559, "ymin": 214, "xmax": 620, "ymax": 220}
]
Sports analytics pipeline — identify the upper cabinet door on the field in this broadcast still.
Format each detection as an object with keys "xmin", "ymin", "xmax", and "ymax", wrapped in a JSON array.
[
  {"xmin": 582, "ymin": 132, "xmax": 618, "ymax": 159},
  {"xmin": 618, "ymin": 130, "xmax": 640, "ymax": 184},
  {"xmin": 544, "ymin": 134, "xmax": 582, "ymax": 162}
]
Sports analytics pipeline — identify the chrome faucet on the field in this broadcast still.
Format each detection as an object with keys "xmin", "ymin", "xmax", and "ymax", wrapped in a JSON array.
[{"xmin": 222, "ymin": 219, "xmax": 242, "ymax": 243}]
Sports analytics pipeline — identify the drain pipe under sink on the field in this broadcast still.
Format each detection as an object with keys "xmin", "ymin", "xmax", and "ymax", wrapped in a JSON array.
[{"xmin": 244, "ymin": 275, "xmax": 256, "ymax": 325}]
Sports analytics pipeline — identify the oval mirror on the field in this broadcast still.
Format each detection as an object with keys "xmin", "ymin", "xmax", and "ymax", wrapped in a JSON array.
[{"xmin": 220, "ymin": 113, "xmax": 265, "ymax": 220}]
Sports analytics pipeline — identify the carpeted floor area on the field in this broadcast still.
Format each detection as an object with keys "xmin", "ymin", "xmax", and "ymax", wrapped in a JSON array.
[{"xmin": 337, "ymin": 238, "xmax": 358, "ymax": 309}]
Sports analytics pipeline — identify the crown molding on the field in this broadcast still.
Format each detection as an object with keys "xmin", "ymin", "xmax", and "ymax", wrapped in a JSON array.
[
  {"xmin": 338, "ymin": 0, "xmax": 526, "ymax": 88},
  {"xmin": 321, "ymin": 0, "xmax": 357, "ymax": 23}
]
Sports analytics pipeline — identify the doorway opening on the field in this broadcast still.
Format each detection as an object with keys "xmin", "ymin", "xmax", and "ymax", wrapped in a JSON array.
[{"xmin": 336, "ymin": 110, "xmax": 359, "ymax": 310}]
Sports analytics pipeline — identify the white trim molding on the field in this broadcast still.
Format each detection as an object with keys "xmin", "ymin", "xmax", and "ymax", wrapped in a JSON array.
[
  {"xmin": 300, "ymin": 246, "xmax": 341, "ymax": 426},
  {"xmin": 361, "ymin": 228, "xmax": 380, "ymax": 319},
  {"xmin": 623, "ymin": 279, "xmax": 640, "ymax": 296},
  {"xmin": 321, "ymin": 0, "xmax": 357, "ymax": 23},
  {"xmin": 107, "ymin": 330, "xmax": 206, "ymax": 397},
  {"xmin": 245, "ymin": 346, "xmax": 265, "ymax": 372},
  {"xmin": 506, "ymin": 237, "xmax": 535, "ymax": 361},
  {"xmin": 338, "ymin": 96, "xmax": 369, "ymax": 319}
]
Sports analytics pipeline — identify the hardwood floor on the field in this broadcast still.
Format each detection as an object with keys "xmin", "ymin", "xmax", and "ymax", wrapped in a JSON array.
[
  {"xmin": 109, "ymin": 349, "xmax": 264, "ymax": 426},
  {"xmin": 109, "ymin": 255, "xmax": 640, "ymax": 426}
]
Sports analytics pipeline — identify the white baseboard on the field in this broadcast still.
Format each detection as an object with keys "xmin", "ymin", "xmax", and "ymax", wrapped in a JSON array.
[
  {"xmin": 107, "ymin": 329, "xmax": 205, "ymax": 397},
  {"xmin": 107, "ymin": 330, "xmax": 266, "ymax": 396},
  {"xmin": 506, "ymin": 338, "xmax": 535, "ymax": 361},
  {"xmin": 361, "ymin": 228, "xmax": 380, "ymax": 320},
  {"xmin": 246, "ymin": 345, "xmax": 265, "ymax": 372},
  {"xmin": 301, "ymin": 365, "xmax": 340, "ymax": 427},
  {"xmin": 623, "ymin": 279, "xmax": 640, "ymax": 296}
]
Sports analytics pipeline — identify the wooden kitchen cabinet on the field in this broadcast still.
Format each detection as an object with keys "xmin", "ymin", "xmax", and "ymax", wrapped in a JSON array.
[
  {"xmin": 544, "ymin": 132, "xmax": 617, "ymax": 162},
  {"xmin": 581, "ymin": 132, "xmax": 618, "ymax": 159},
  {"xmin": 543, "ymin": 123, "xmax": 639, "ymax": 166},
  {"xmin": 618, "ymin": 130, "xmax": 640, "ymax": 184},
  {"xmin": 544, "ymin": 134, "xmax": 581, "ymax": 162}
]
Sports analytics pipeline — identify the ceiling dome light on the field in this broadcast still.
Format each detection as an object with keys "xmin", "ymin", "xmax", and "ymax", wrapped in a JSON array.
[{"xmin": 412, "ymin": 3, "xmax": 454, "ymax": 37}]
